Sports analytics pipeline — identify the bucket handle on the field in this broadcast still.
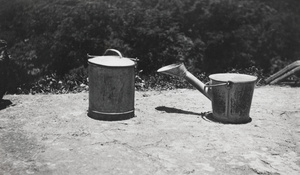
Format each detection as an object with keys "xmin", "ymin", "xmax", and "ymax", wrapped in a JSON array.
[
  {"xmin": 103, "ymin": 49, "xmax": 123, "ymax": 58},
  {"xmin": 104, "ymin": 49, "xmax": 140, "ymax": 63},
  {"xmin": 87, "ymin": 49, "xmax": 123, "ymax": 58},
  {"xmin": 204, "ymin": 81, "xmax": 233, "ymax": 90}
]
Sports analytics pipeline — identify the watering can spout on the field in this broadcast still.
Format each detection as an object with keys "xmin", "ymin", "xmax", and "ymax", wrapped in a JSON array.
[{"xmin": 157, "ymin": 63, "xmax": 211, "ymax": 100}]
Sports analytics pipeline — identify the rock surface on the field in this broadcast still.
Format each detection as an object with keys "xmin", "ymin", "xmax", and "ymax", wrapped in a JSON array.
[{"xmin": 0, "ymin": 86, "xmax": 299, "ymax": 174}]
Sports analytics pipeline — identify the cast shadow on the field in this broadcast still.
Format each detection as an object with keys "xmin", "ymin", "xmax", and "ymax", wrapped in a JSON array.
[
  {"xmin": 155, "ymin": 106, "xmax": 208, "ymax": 116},
  {"xmin": 155, "ymin": 106, "xmax": 252, "ymax": 124},
  {"xmin": 0, "ymin": 99, "xmax": 12, "ymax": 110}
]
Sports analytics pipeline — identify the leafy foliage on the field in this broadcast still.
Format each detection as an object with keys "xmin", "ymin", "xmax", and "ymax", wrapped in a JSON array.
[{"xmin": 0, "ymin": 0, "xmax": 299, "ymax": 93}]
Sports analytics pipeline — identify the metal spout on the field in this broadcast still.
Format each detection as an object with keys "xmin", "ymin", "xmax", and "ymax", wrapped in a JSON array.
[{"xmin": 157, "ymin": 63, "xmax": 211, "ymax": 100}]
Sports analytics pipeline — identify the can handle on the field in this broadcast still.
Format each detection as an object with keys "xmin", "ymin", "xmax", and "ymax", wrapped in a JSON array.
[
  {"xmin": 204, "ymin": 81, "xmax": 233, "ymax": 90},
  {"xmin": 103, "ymin": 49, "xmax": 123, "ymax": 58}
]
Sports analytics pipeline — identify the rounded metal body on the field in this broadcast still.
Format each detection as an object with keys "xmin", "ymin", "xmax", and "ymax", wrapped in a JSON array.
[
  {"xmin": 88, "ymin": 49, "xmax": 135, "ymax": 121},
  {"xmin": 209, "ymin": 73, "xmax": 257, "ymax": 124}
]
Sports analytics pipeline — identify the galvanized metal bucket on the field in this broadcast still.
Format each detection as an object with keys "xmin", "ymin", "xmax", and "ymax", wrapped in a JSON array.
[
  {"xmin": 207, "ymin": 73, "xmax": 257, "ymax": 123},
  {"xmin": 88, "ymin": 49, "xmax": 135, "ymax": 121}
]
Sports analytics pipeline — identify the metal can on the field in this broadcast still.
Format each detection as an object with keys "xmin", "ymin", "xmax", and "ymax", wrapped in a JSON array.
[{"xmin": 88, "ymin": 49, "xmax": 135, "ymax": 121}]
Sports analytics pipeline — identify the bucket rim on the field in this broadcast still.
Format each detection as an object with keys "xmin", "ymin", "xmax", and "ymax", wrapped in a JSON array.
[{"xmin": 209, "ymin": 73, "xmax": 257, "ymax": 83}]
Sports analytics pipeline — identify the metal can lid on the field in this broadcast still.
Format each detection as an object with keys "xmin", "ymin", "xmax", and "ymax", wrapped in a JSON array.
[
  {"xmin": 209, "ymin": 73, "xmax": 257, "ymax": 83},
  {"xmin": 88, "ymin": 49, "xmax": 135, "ymax": 67},
  {"xmin": 88, "ymin": 56, "xmax": 135, "ymax": 67}
]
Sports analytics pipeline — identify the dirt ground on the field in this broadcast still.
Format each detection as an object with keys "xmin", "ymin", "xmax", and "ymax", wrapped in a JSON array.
[{"xmin": 0, "ymin": 85, "xmax": 299, "ymax": 175}]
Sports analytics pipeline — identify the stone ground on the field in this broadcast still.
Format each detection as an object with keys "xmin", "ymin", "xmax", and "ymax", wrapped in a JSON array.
[{"xmin": 0, "ymin": 85, "xmax": 299, "ymax": 175}]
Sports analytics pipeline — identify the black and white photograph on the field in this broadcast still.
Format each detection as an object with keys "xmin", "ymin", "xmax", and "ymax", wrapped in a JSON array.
[{"xmin": 0, "ymin": 0, "xmax": 299, "ymax": 174}]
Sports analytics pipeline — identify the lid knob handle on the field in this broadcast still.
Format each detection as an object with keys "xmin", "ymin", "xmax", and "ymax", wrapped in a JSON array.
[{"xmin": 103, "ymin": 49, "xmax": 123, "ymax": 58}]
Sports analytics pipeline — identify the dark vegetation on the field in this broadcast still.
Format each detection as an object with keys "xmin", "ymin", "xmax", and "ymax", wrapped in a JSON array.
[{"xmin": 0, "ymin": 0, "xmax": 299, "ymax": 94}]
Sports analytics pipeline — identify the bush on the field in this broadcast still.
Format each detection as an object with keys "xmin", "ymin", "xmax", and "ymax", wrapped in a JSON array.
[{"xmin": 1, "ymin": 0, "xmax": 299, "ymax": 93}]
